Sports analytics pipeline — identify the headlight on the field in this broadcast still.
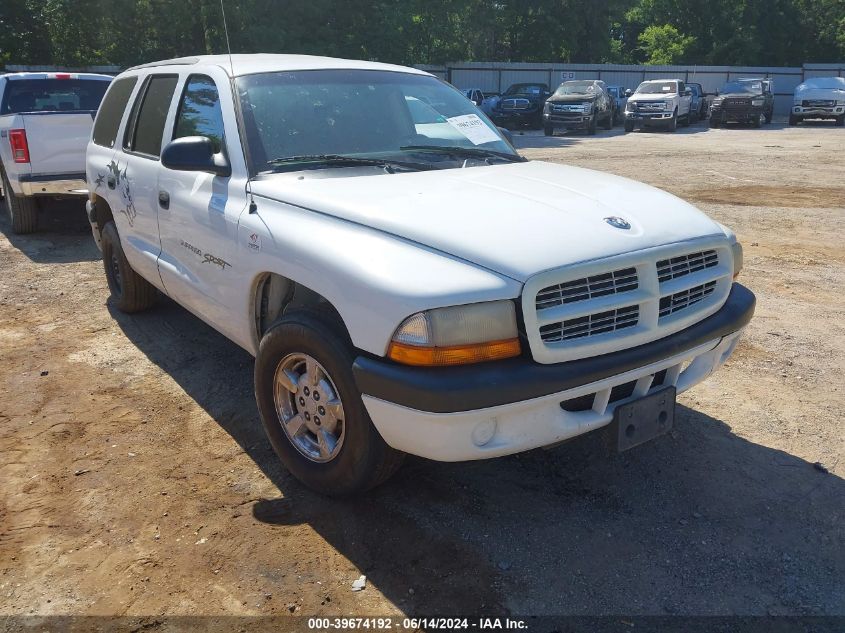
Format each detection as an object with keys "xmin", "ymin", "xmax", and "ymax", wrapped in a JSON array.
[
  {"xmin": 388, "ymin": 301, "xmax": 521, "ymax": 366},
  {"xmin": 751, "ymin": 98, "xmax": 764, "ymax": 106},
  {"xmin": 626, "ymin": 101, "xmax": 636, "ymax": 111},
  {"xmin": 731, "ymin": 241, "xmax": 744, "ymax": 279},
  {"xmin": 544, "ymin": 102, "xmax": 551, "ymax": 114},
  {"xmin": 712, "ymin": 97, "xmax": 724, "ymax": 105},
  {"xmin": 837, "ymin": 100, "xmax": 845, "ymax": 106}
]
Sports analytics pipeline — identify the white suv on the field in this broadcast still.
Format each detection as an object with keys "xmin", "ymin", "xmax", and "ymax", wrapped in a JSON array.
[{"xmin": 85, "ymin": 55, "xmax": 754, "ymax": 494}]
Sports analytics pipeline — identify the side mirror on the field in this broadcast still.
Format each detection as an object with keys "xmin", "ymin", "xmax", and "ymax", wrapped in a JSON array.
[
  {"xmin": 498, "ymin": 127, "xmax": 514, "ymax": 145},
  {"xmin": 162, "ymin": 136, "xmax": 231, "ymax": 177},
  {"xmin": 624, "ymin": 89, "xmax": 633, "ymax": 97}
]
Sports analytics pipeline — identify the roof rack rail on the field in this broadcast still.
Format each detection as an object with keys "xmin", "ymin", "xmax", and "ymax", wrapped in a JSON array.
[{"xmin": 127, "ymin": 57, "xmax": 200, "ymax": 71}]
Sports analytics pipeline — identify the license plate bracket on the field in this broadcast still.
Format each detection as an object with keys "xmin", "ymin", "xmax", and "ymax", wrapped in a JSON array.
[{"xmin": 611, "ymin": 386, "xmax": 676, "ymax": 452}]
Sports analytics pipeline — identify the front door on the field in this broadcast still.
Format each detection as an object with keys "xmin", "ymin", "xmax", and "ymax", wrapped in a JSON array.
[{"xmin": 156, "ymin": 71, "xmax": 249, "ymax": 339}]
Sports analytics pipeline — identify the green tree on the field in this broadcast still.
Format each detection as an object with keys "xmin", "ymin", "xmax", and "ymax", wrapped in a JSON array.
[{"xmin": 637, "ymin": 23, "xmax": 695, "ymax": 64}]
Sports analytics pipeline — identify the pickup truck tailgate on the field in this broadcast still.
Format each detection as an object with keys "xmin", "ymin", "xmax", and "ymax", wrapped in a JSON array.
[{"xmin": 22, "ymin": 112, "xmax": 94, "ymax": 176}]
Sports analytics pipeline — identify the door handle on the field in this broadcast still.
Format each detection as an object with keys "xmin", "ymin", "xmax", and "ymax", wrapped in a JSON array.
[
  {"xmin": 158, "ymin": 190, "xmax": 170, "ymax": 209},
  {"xmin": 107, "ymin": 176, "xmax": 116, "ymax": 190}
]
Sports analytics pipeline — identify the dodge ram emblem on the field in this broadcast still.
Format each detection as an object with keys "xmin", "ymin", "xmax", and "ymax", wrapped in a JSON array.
[{"xmin": 604, "ymin": 216, "xmax": 631, "ymax": 230}]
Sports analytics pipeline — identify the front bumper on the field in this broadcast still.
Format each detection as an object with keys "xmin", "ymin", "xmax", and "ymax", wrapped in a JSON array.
[
  {"xmin": 17, "ymin": 172, "xmax": 88, "ymax": 197},
  {"xmin": 625, "ymin": 110, "xmax": 674, "ymax": 125},
  {"xmin": 792, "ymin": 105, "xmax": 844, "ymax": 119},
  {"xmin": 354, "ymin": 283, "xmax": 755, "ymax": 461},
  {"xmin": 544, "ymin": 112, "xmax": 593, "ymax": 129},
  {"xmin": 491, "ymin": 109, "xmax": 540, "ymax": 126}
]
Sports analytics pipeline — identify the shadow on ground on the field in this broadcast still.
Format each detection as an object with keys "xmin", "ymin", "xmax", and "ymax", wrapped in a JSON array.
[
  {"xmin": 0, "ymin": 196, "xmax": 99, "ymax": 263},
  {"xmin": 109, "ymin": 294, "xmax": 844, "ymax": 616}
]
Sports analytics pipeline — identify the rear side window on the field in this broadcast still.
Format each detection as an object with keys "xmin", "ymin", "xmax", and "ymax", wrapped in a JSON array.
[
  {"xmin": 0, "ymin": 78, "xmax": 110, "ymax": 115},
  {"xmin": 173, "ymin": 75, "xmax": 225, "ymax": 153},
  {"xmin": 124, "ymin": 74, "xmax": 178, "ymax": 158},
  {"xmin": 92, "ymin": 76, "xmax": 138, "ymax": 148}
]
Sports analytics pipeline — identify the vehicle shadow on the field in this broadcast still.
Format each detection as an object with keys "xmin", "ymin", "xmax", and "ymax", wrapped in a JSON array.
[
  {"xmin": 110, "ymin": 297, "xmax": 844, "ymax": 616},
  {"xmin": 0, "ymin": 197, "xmax": 100, "ymax": 263}
]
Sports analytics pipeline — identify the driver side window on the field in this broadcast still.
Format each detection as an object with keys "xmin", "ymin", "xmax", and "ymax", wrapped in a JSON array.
[{"xmin": 173, "ymin": 74, "xmax": 225, "ymax": 153}]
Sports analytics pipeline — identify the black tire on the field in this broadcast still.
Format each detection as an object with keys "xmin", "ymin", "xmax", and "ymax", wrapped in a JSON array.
[
  {"xmin": 543, "ymin": 124, "xmax": 554, "ymax": 136},
  {"xmin": 765, "ymin": 109, "xmax": 773, "ymax": 124},
  {"xmin": 624, "ymin": 120, "xmax": 634, "ymax": 133},
  {"xmin": 752, "ymin": 113, "xmax": 762, "ymax": 128},
  {"xmin": 100, "ymin": 221, "xmax": 157, "ymax": 313},
  {"xmin": 1, "ymin": 167, "xmax": 39, "ymax": 234},
  {"xmin": 602, "ymin": 110, "xmax": 613, "ymax": 130},
  {"xmin": 667, "ymin": 111, "xmax": 678, "ymax": 132},
  {"xmin": 788, "ymin": 114, "xmax": 799, "ymax": 126},
  {"xmin": 680, "ymin": 110, "xmax": 690, "ymax": 127},
  {"xmin": 709, "ymin": 117, "xmax": 720, "ymax": 128},
  {"xmin": 836, "ymin": 115, "xmax": 844, "ymax": 127},
  {"xmin": 587, "ymin": 114, "xmax": 597, "ymax": 135},
  {"xmin": 254, "ymin": 311, "xmax": 404, "ymax": 495}
]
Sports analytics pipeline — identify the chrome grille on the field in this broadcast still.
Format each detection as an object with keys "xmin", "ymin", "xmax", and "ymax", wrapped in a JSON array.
[
  {"xmin": 536, "ymin": 267, "xmax": 638, "ymax": 310},
  {"xmin": 502, "ymin": 98, "xmax": 530, "ymax": 110},
  {"xmin": 803, "ymin": 99, "xmax": 834, "ymax": 107},
  {"xmin": 657, "ymin": 250, "xmax": 718, "ymax": 283},
  {"xmin": 659, "ymin": 281, "xmax": 717, "ymax": 318},
  {"xmin": 540, "ymin": 305, "xmax": 639, "ymax": 343}
]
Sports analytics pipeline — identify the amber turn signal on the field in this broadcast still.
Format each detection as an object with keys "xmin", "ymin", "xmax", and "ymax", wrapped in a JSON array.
[{"xmin": 387, "ymin": 338, "xmax": 522, "ymax": 367}]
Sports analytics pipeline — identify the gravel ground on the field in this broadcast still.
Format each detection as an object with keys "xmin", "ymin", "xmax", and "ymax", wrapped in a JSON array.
[{"xmin": 0, "ymin": 118, "xmax": 843, "ymax": 620}]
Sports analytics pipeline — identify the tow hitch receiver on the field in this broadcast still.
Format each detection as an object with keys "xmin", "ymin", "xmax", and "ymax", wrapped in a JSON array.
[{"xmin": 612, "ymin": 386, "xmax": 676, "ymax": 452}]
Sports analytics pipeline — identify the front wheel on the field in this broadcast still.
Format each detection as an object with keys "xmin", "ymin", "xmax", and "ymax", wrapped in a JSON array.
[
  {"xmin": 752, "ymin": 113, "xmax": 762, "ymax": 128},
  {"xmin": 587, "ymin": 114, "xmax": 597, "ymax": 135},
  {"xmin": 788, "ymin": 114, "xmax": 799, "ymax": 126},
  {"xmin": 1, "ymin": 167, "xmax": 39, "ymax": 234},
  {"xmin": 765, "ymin": 109, "xmax": 773, "ymax": 124},
  {"xmin": 709, "ymin": 117, "xmax": 721, "ymax": 128},
  {"xmin": 544, "ymin": 123, "xmax": 554, "ymax": 136},
  {"xmin": 254, "ymin": 311, "xmax": 404, "ymax": 495},
  {"xmin": 101, "ymin": 222, "xmax": 157, "ymax": 313},
  {"xmin": 836, "ymin": 115, "xmax": 844, "ymax": 127},
  {"xmin": 624, "ymin": 120, "xmax": 634, "ymax": 133},
  {"xmin": 667, "ymin": 111, "xmax": 678, "ymax": 132},
  {"xmin": 602, "ymin": 111, "xmax": 613, "ymax": 130}
]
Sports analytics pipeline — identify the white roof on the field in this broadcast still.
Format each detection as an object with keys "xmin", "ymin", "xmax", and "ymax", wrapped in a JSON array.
[{"xmin": 129, "ymin": 54, "xmax": 430, "ymax": 78}]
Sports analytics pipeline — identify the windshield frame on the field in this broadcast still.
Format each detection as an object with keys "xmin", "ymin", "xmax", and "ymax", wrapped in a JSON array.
[
  {"xmin": 553, "ymin": 81, "xmax": 599, "ymax": 97},
  {"xmin": 235, "ymin": 69, "xmax": 518, "ymax": 177},
  {"xmin": 721, "ymin": 81, "xmax": 760, "ymax": 94}
]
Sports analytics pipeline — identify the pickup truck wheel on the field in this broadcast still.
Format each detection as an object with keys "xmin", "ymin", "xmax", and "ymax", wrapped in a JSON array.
[
  {"xmin": 836, "ymin": 115, "xmax": 845, "ymax": 127},
  {"xmin": 624, "ymin": 120, "xmax": 634, "ymax": 133},
  {"xmin": 788, "ymin": 114, "xmax": 799, "ymax": 126},
  {"xmin": 1, "ymin": 168, "xmax": 38, "ymax": 234},
  {"xmin": 587, "ymin": 115, "xmax": 597, "ymax": 135},
  {"xmin": 765, "ymin": 109, "xmax": 773, "ymax": 124},
  {"xmin": 709, "ymin": 117, "xmax": 720, "ymax": 128},
  {"xmin": 752, "ymin": 113, "xmax": 762, "ymax": 128},
  {"xmin": 255, "ymin": 312, "xmax": 404, "ymax": 495},
  {"xmin": 667, "ymin": 111, "xmax": 678, "ymax": 132},
  {"xmin": 602, "ymin": 111, "xmax": 613, "ymax": 130},
  {"xmin": 543, "ymin": 124, "xmax": 554, "ymax": 136},
  {"xmin": 100, "ymin": 222, "xmax": 157, "ymax": 313}
]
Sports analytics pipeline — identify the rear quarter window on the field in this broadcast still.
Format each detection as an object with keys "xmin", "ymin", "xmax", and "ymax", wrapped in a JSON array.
[
  {"xmin": 92, "ymin": 76, "xmax": 138, "ymax": 148},
  {"xmin": 124, "ymin": 75, "xmax": 179, "ymax": 158}
]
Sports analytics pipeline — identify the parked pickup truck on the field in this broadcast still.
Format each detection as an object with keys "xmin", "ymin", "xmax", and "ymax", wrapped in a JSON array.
[
  {"xmin": 710, "ymin": 78, "xmax": 774, "ymax": 128},
  {"xmin": 1, "ymin": 72, "xmax": 112, "ymax": 233},
  {"xmin": 543, "ymin": 80, "xmax": 614, "ymax": 136},
  {"xmin": 624, "ymin": 79, "xmax": 693, "ymax": 132},
  {"xmin": 790, "ymin": 77, "xmax": 845, "ymax": 127},
  {"xmin": 86, "ymin": 55, "xmax": 754, "ymax": 495},
  {"xmin": 489, "ymin": 82, "xmax": 550, "ymax": 129}
]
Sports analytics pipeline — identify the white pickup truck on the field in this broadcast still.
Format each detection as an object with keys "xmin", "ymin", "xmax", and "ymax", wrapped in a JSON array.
[
  {"xmin": 0, "ymin": 72, "xmax": 112, "ymax": 233},
  {"xmin": 86, "ymin": 55, "xmax": 754, "ymax": 495},
  {"xmin": 624, "ymin": 79, "xmax": 693, "ymax": 132},
  {"xmin": 790, "ymin": 76, "xmax": 845, "ymax": 126}
]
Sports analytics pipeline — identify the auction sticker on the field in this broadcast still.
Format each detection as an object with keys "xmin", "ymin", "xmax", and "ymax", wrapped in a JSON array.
[{"xmin": 446, "ymin": 114, "xmax": 500, "ymax": 145}]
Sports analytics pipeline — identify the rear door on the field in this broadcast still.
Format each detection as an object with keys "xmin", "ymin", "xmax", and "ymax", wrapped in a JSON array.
[{"xmin": 112, "ymin": 73, "xmax": 180, "ymax": 286}]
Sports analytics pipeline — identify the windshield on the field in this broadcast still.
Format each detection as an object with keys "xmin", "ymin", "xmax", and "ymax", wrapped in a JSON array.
[
  {"xmin": 0, "ymin": 78, "xmax": 110, "ymax": 114},
  {"xmin": 722, "ymin": 81, "xmax": 760, "ymax": 94},
  {"xmin": 503, "ymin": 84, "xmax": 546, "ymax": 96},
  {"xmin": 636, "ymin": 81, "xmax": 678, "ymax": 95},
  {"xmin": 554, "ymin": 81, "xmax": 597, "ymax": 96},
  {"xmin": 237, "ymin": 70, "xmax": 516, "ymax": 174}
]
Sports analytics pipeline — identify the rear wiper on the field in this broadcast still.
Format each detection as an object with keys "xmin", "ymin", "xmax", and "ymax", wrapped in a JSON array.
[
  {"xmin": 399, "ymin": 145, "xmax": 525, "ymax": 163},
  {"xmin": 265, "ymin": 154, "xmax": 429, "ymax": 173}
]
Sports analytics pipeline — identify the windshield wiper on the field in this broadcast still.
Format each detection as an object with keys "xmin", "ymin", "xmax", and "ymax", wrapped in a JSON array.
[
  {"xmin": 399, "ymin": 145, "xmax": 525, "ymax": 163},
  {"xmin": 265, "ymin": 154, "xmax": 429, "ymax": 173}
]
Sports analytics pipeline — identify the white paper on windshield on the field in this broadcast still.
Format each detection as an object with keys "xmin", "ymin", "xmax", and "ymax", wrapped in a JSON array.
[{"xmin": 446, "ymin": 114, "xmax": 501, "ymax": 145}]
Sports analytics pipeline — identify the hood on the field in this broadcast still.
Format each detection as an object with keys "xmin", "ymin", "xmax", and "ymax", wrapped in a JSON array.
[
  {"xmin": 251, "ymin": 161, "xmax": 725, "ymax": 282},
  {"xmin": 548, "ymin": 94, "xmax": 597, "ymax": 104},
  {"xmin": 794, "ymin": 87, "xmax": 845, "ymax": 102},
  {"xmin": 628, "ymin": 93, "xmax": 676, "ymax": 102}
]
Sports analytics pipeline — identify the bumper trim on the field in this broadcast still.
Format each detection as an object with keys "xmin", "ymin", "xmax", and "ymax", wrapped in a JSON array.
[
  {"xmin": 18, "ymin": 172, "xmax": 88, "ymax": 196},
  {"xmin": 353, "ymin": 283, "xmax": 755, "ymax": 414}
]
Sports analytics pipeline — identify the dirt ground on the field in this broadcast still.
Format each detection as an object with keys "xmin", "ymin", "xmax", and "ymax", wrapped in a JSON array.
[{"xmin": 1, "ymin": 119, "xmax": 843, "ymax": 622}]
